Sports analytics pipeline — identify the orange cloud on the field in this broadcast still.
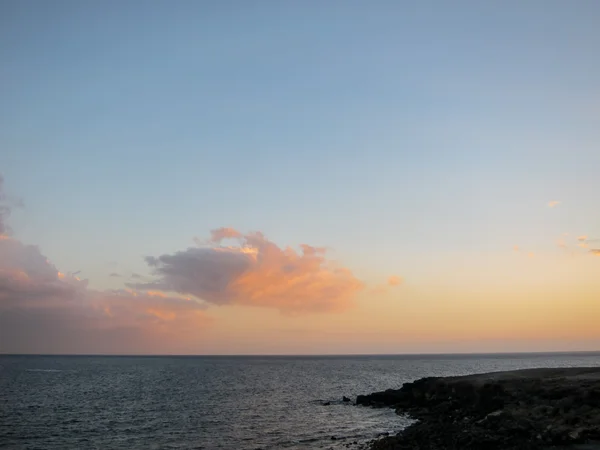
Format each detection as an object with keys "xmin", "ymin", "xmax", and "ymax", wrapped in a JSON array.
[
  {"xmin": 133, "ymin": 228, "xmax": 364, "ymax": 314},
  {"xmin": 547, "ymin": 200, "xmax": 561, "ymax": 208},
  {"xmin": 369, "ymin": 275, "xmax": 403, "ymax": 295},
  {"xmin": 591, "ymin": 250, "xmax": 600, "ymax": 256},
  {"xmin": 578, "ymin": 235, "xmax": 588, "ymax": 242},
  {"xmin": 388, "ymin": 275, "xmax": 402, "ymax": 286},
  {"xmin": 513, "ymin": 245, "xmax": 520, "ymax": 252},
  {"xmin": 210, "ymin": 227, "xmax": 242, "ymax": 242}
]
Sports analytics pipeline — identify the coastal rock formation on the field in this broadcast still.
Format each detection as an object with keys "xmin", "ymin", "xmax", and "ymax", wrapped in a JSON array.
[{"xmin": 356, "ymin": 367, "xmax": 600, "ymax": 450}]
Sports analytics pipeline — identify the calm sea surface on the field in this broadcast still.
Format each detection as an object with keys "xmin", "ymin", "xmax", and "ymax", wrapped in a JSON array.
[{"xmin": 1, "ymin": 353, "xmax": 599, "ymax": 449}]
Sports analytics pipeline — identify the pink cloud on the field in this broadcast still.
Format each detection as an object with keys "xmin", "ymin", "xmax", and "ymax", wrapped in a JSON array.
[
  {"xmin": 131, "ymin": 228, "xmax": 364, "ymax": 314},
  {"xmin": 0, "ymin": 236, "xmax": 209, "ymax": 353}
]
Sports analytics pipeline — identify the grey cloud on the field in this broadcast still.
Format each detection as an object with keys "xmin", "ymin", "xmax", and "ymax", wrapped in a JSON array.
[
  {"xmin": 131, "ymin": 247, "xmax": 252, "ymax": 304},
  {"xmin": 0, "ymin": 175, "xmax": 23, "ymax": 236}
]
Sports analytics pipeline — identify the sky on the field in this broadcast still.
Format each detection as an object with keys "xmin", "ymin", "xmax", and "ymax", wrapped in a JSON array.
[{"xmin": 1, "ymin": 1, "xmax": 599, "ymax": 355}]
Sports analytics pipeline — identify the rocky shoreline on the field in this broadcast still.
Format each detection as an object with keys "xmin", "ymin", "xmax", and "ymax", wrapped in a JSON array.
[{"xmin": 355, "ymin": 367, "xmax": 600, "ymax": 450}]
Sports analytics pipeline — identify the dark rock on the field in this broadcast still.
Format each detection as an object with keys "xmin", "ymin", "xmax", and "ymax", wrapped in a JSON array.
[
  {"xmin": 323, "ymin": 401, "xmax": 331, "ymax": 406},
  {"xmin": 343, "ymin": 396, "xmax": 352, "ymax": 402},
  {"xmin": 359, "ymin": 367, "xmax": 600, "ymax": 450}
]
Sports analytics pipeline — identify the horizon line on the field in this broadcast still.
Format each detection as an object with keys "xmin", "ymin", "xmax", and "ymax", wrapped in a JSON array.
[{"xmin": 2, "ymin": 350, "xmax": 599, "ymax": 358}]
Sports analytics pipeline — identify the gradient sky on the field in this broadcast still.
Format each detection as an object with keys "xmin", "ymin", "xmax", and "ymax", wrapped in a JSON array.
[{"xmin": 1, "ymin": 1, "xmax": 599, "ymax": 354}]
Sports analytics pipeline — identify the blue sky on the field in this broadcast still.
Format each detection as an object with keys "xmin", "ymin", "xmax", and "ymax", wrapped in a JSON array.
[{"xmin": 2, "ymin": 1, "xmax": 599, "ymax": 310}]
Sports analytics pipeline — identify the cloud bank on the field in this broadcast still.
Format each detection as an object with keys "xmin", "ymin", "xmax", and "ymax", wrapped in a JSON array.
[
  {"xmin": 0, "ymin": 235, "xmax": 209, "ymax": 354},
  {"xmin": 131, "ymin": 228, "xmax": 364, "ymax": 314}
]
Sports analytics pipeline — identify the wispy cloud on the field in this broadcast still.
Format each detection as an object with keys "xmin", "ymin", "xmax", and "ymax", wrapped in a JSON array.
[
  {"xmin": 109, "ymin": 272, "xmax": 121, "ymax": 277},
  {"xmin": 591, "ymin": 249, "xmax": 600, "ymax": 256},
  {"xmin": 388, "ymin": 275, "xmax": 402, "ymax": 286},
  {"xmin": 0, "ymin": 175, "xmax": 23, "ymax": 236},
  {"xmin": 577, "ymin": 235, "xmax": 588, "ymax": 242},
  {"xmin": 547, "ymin": 200, "xmax": 561, "ymax": 208},
  {"xmin": 209, "ymin": 227, "xmax": 242, "ymax": 242},
  {"xmin": 130, "ymin": 229, "xmax": 364, "ymax": 314}
]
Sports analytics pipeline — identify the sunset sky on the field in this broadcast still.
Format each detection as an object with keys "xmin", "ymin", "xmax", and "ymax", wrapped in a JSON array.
[{"xmin": 1, "ymin": 1, "xmax": 599, "ymax": 354}]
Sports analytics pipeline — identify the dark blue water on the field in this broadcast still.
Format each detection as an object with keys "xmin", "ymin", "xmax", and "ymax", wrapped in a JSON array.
[{"xmin": 1, "ymin": 353, "xmax": 599, "ymax": 449}]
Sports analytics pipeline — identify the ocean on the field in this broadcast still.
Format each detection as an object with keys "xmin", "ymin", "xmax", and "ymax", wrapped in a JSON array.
[{"xmin": 1, "ymin": 352, "xmax": 599, "ymax": 449}]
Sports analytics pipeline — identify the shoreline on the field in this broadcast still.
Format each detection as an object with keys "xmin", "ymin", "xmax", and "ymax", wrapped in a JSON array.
[{"xmin": 356, "ymin": 367, "xmax": 600, "ymax": 450}]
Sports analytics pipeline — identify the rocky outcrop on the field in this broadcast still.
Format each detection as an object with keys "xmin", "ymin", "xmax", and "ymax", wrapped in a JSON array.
[{"xmin": 357, "ymin": 367, "xmax": 600, "ymax": 450}]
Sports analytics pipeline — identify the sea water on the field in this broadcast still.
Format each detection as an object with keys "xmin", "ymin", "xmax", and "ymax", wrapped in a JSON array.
[{"xmin": 1, "ymin": 352, "xmax": 599, "ymax": 449}]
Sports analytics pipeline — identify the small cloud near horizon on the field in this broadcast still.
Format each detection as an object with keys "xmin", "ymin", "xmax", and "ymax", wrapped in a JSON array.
[
  {"xmin": 388, "ymin": 275, "xmax": 402, "ymax": 286},
  {"xmin": 547, "ymin": 201, "xmax": 561, "ymax": 208}
]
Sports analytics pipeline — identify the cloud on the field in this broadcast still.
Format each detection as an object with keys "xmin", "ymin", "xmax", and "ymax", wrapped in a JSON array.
[
  {"xmin": 578, "ymin": 235, "xmax": 588, "ymax": 242},
  {"xmin": 591, "ymin": 249, "xmax": 600, "ymax": 256},
  {"xmin": 131, "ymin": 229, "xmax": 364, "ymax": 314},
  {"xmin": 209, "ymin": 227, "xmax": 242, "ymax": 243},
  {"xmin": 547, "ymin": 201, "xmax": 561, "ymax": 208},
  {"xmin": 370, "ymin": 275, "xmax": 403, "ymax": 295},
  {"xmin": 109, "ymin": 272, "xmax": 121, "ymax": 277},
  {"xmin": 0, "ymin": 175, "xmax": 23, "ymax": 236},
  {"xmin": 0, "ymin": 236, "xmax": 209, "ymax": 353},
  {"xmin": 513, "ymin": 245, "xmax": 520, "ymax": 252},
  {"xmin": 556, "ymin": 238, "xmax": 567, "ymax": 249},
  {"xmin": 388, "ymin": 275, "xmax": 402, "ymax": 286}
]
